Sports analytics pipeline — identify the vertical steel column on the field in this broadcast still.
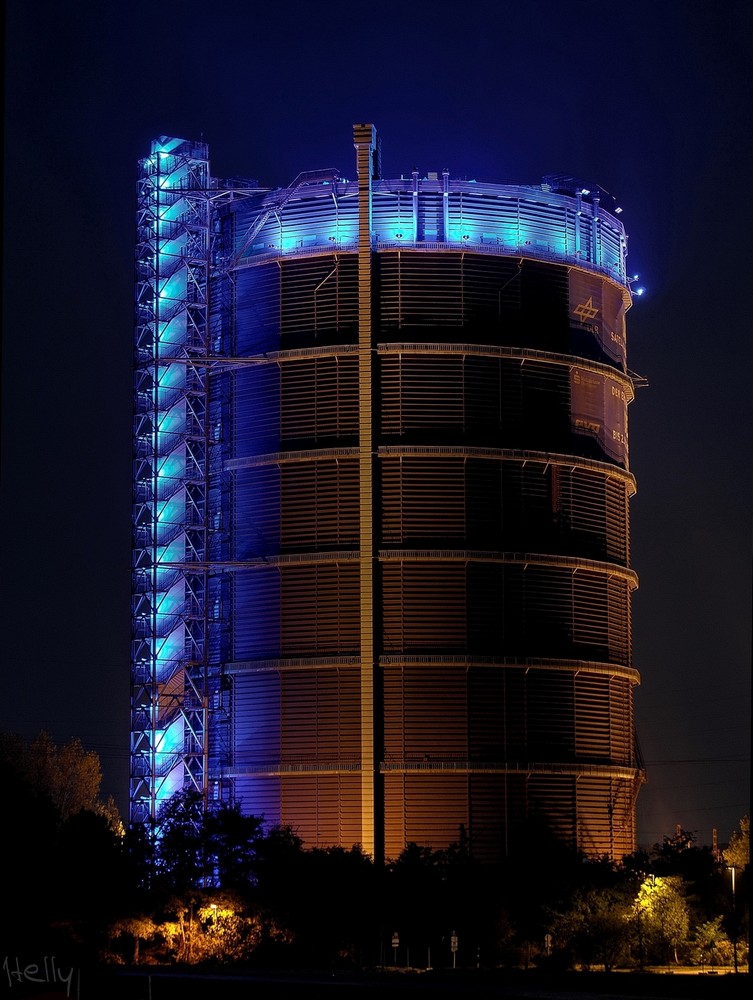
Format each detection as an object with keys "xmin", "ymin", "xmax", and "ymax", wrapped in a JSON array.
[
  {"xmin": 353, "ymin": 123, "xmax": 377, "ymax": 857},
  {"xmin": 591, "ymin": 192, "xmax": 600, "ymax": 266},
  {"xmin": 412, "ymin": 168, "xmax": 419, "ymax": 243},
  {"xmin": 181, "ymin": 177, "xmax": 212, "ymax": 810},
  {"xmin": 442, "ymin": 169, "xmax": 450, "ymax": 241}
]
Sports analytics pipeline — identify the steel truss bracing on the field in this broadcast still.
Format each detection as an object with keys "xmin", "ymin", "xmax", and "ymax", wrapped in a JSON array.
[{"xmin": 131, "ymin": 138, "xmax": 215, "ymax": 823}]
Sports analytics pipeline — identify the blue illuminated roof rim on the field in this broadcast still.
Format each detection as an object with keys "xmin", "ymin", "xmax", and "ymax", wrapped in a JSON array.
[{"xmin": 225, "ymin": 240, "xmax": 631, "ymax": 291}]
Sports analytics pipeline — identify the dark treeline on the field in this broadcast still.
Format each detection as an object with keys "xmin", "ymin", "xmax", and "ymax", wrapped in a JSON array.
[{"xmin": 1, "ymin": 733, "xmax": 748, "ymax": 973}]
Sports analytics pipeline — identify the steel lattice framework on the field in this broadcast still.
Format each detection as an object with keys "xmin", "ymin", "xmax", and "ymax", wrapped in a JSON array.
[
  {"xmin": 131, "ymin": 138, "xmax": 216, "ymax": 822},
  {"xmin": 131, "ymin": 126, "xmax": 645, "ymax": 860}
]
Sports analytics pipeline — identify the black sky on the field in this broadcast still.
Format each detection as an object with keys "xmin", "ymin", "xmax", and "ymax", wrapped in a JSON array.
[{"xmin": 2, "ymin": 0, "xmax": 751, "ymax": 849}]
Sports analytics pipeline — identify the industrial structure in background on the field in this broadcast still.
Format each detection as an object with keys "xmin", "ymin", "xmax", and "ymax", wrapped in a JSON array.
[{"xmin": 131, "ymin": 124, "xmax": 644, "ymax": 862}]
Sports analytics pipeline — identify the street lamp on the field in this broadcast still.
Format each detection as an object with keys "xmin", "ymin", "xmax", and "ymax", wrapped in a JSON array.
[{"xmin": 727, "ymin": 866, "xmax": 738, "ymax": 974}]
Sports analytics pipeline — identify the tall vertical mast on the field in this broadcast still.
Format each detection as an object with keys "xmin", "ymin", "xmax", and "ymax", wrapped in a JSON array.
[{"xmin": 353, "ymin": 123, "xmax": 378, "ymax": 858}]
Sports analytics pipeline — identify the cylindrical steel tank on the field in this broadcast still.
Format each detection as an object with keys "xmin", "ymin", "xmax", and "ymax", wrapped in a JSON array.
[{"xmin": 133, "ymin": 125, "xmax": 643, "ymax": 862}]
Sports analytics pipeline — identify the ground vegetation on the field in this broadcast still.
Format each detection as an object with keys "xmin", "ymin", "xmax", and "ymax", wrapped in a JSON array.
[{"xmin": 1, "ymin": 732, "xmax": 748, "ymax": 973}]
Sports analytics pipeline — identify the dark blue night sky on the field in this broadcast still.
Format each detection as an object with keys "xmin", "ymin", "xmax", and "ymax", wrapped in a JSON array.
[{"xmin": 2, "ymin": 0, "xmax": 750, "ymax": 848}]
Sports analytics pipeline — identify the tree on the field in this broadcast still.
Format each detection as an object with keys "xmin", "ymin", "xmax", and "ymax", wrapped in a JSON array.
[
  {"xmin": 153, "ymin": 789, "xmax": 267, "ymax": 893},
  {"xmin": 652, "ymin": 828, "xmax": 719, "ymax": 885},
  {"xmin": 109, "ymin": 893, "xmax": 290, "ymax": 965},
  {"xmin": 204, "ymin": 804, "xmax": 264, "ymax": 889},
  {"xmin": 153, "ymin": 788, "xmax": 206, "ymax": 892},
  {"xmin": 0, "ymin": 731, "xmax": 127, "ymax": 955},
  {"xmin": 688, "ymin": 917, "xmax": 735, "ymax": 969},
  {"xmin": 293, "ymin": 846, "xmax": 378, "ymax": 966},
  {"xmin": 0, "ymin": 730, "xmax": 120, "ymax": 828},
  {"xmin": 16, "ymin": 731, "xmax": 102, "ymax": 819},
  {"xmin": 649, "ymin": 827, "xmax": 725, "ymax": 925},
  {"xmin": 724, "ymin": 816, "xmax": 750, "ymax": 871},
  {"xmin": 722, "ymin": 816, "xmax": 749, "ymax": 973},
  {"xmin": 552, "ymin": 886, "xmax": 632, "ymax": 971},
  {"xmin": 630, "ymin": 875, "xmax": 690, "ymax": 967},
  {"xmin": 191, "ymin": 895, "xmax": 276, "ymax": 963},
  {"xmin": 107, "ymin": 914, "xmax": 159, "ymax": 964},
  {"xmin": 0, "ymin": 741, "xmax": 61, "ymax": 944},
  {"xmin": 55, "ymin": 807, "xmax": 127, "ymax": 920}
]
